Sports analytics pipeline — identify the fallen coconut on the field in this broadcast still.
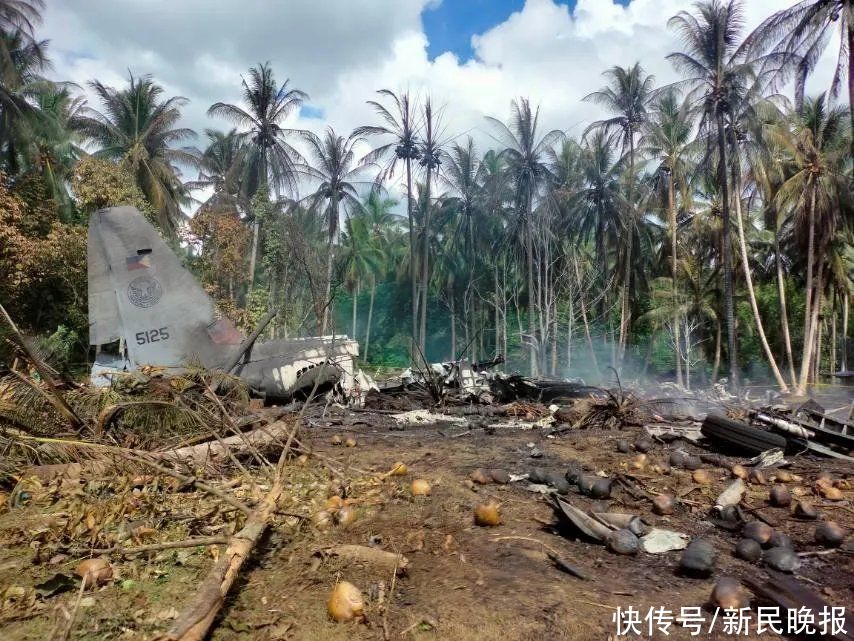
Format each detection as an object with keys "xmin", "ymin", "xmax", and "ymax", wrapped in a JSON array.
[
  {"xmin": 669, "ymin": 451, "xmax": 686, "ymax": 468},
  {"xmin": 389, "ymin": 462, "xmax": 408, "ymax": 476},
  {"xmin": 335, "ymin": 505, "xmax": 357, "ymax": 527},
  {"xmin": 815, "ymin": 522, "xmax": 846, "ymax": 548},
  {"xmin": 576, "ymin": 475, "xmax": 596, "ymax": 496},
  {"xmin": 734, "ymin": 538, "xmax": 762, "ymax": 562},
  {"xmin": 489, "ymin": 469, "xmax": 511, "ymax": 485},
  {"xmin": 748, "ymin": 468, "xmax": 767, "ymax": 485},
  {"xmin": 474, "ymin": 502, "xmax": 501, "ymax": 527},
  {"xmin": 769, "ymin": 531, "xmax": 793, "ymax": 550},
  {"xmin": 711, "ymin": 577, "xmax": 747, "ymax": 610},
  {"xmin": 652, "ymin": 461, "xmax": 671, "ymax": 475},
  {"xmin": 411, "ymin": 479, "xmax": 431, "ymax": 497},
  {"xmin": 769, "ymin": 484, "xmax": 791, "ymax": 508},
  {"xmin": 469, "ymin": 469, "xmax": 492, "ymax": 485},
  {"xmin": 682, "ymin": 456, "xmax": 702, "ymax": 471},
  {"xmin": 634, "ymin": 438, "xmax": 653, "ymax": 453},
  {"xmin": 692, "ymin": 469, "xmax": 713, "ymax": 485},
  {"xmin": 607, "ymin": 529, "xmax": 640, "ymax": 555},
  {"xmin": 652, "ymin": 494, "xmax": 675, "ymax": 516},
  {"xmin": 296, "ymin": 454, "xmax": 310, "ymax": 466},
  {"xmin": 564, "ymin": 461, "xmax": 583, "ymax": 485},
  {"xmin": 528, "ymin": 467, "xmax": 548, "ymax": 484},
  {"xmin": 679, "ymin": 539, "xmax": 717, "ymax": 576},
  {"xmin": 629, "ymin": 454, "xmax": 648, "ymax": 471},
  {"xmin": 774, "ymin": 469, "xmax": 794, "ymax": 483},
  {"xmin": 731, "ymin": 464, "xmax": 748, "ymax": 480},
  {"xmin": 331, "ymin": 434, "xmax": 343, "ymax": 446},
  {"xmin": 763, "ymin": 546, "xmax": 800, "ymax": 573},
  {"xmin": 590, "ymin": 478, "xmax": 612, "ymax": 499},
  {"xmin": 793, "ymin": 501, "xmax": 818, "ymax": 520},
  {"xmin": 616, "ymin": 439, "xmax": 631, "ymax": 453},
  {"xmin": 76, "ymin": 558, "xmax": 113, "ymax": 589},
  {"xmin": 819, "ymin": 486, "xmax": 843, "ymax": 501},
  {"xmin": 327, "ymin": 581, "xmax": 365, "ymax": 622},
  {"xmin": 547, "ymin": 472, "xmax": 571, "ymax": 495},
  {"xmin": 344, "ymin": 437, "xmax": 357, "ymax": 448},
  {"xmin": 742, "ymin": 521, "xmax": 774, "ymax": 547}
]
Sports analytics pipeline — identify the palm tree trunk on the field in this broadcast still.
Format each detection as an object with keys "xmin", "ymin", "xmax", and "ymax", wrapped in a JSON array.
[
  {"xmin": 618, "ymin": 135, "xmax": 635, "ymax": 366},
  {"xmin": 716, "ymin": 108, "xmax": 738, "ymax": 389},
  {"xmin": 364, "ymin": 277, "xmax": 375, "ymax": 362},
  {"xmin": 248, "ymin": 220, "xmax": 259, "ymax": 292},
  {"xmin": 573, "ymin": 255, "xmax": 600, "ymax": 377},
  {"xmin": 525, "ymin": 188, "xmax": 537, "ymax": 376},
  {"xmin": 684, "ymin": 322, "xmax": 691, "ymax": 391},
  {"xmin": 668, "ymin": 171, "xmax": 683, "ymax": 387},
  {"xmin": 733, "ymin": 168, "xmax": 789, "ymax": 391},
  {"xmin": 493, "ymin": 263, "xmax": 500, "ymax": 357},
  {"xmin": 406, "ymin": 157, "xmax": 417, "ymax": 358},
  {"xmin": 321, "ymin": 192, "xmax": 338, "ymax": 334},
  {"xmin": 775, "ymin": 215, "xmax": 797, "ymax": 386},
  {"xmin": 419, "ymin": 167, "xmax": 432, "ymax": 358},
  {"xmin": 831, "ymin": 292, "xmax": 837, "ymax": 375},
  {"xmin": 450, "ymin": 289, "xmax": 457, "ymax": 361},
  {"xmin": 351, "ymin": 278, "xmax": 359, "ymax": 339},
  {"xmin": 712, "ymin": 320, "xmax": 722, "ymax": 384},
  {"xmin": 567, "ymin": 294, "xmax": 573, "ymax": 371},
  {"xmin": 842, "ymin": 291, "xmax": 849, "ymax": 373},
  {"xmin": 797, "ymin": 189, "xmax": 817, "ymax": 394}
]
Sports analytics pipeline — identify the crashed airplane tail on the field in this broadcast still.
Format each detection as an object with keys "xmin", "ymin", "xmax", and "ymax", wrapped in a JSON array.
[{"xmin": 88, "ymin": 206, "xmax": 366, "ymax": 400}]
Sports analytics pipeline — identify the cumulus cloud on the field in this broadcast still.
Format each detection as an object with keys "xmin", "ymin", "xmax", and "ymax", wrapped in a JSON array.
[{"xmin": 40, "ymin": 0, "xmax": 838, "ymax": 202}]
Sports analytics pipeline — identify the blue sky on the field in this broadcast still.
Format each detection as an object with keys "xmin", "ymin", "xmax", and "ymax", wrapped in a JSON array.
[{"xmin": 422, "ymin": 0, "xmax": 630, "ymax": 60}]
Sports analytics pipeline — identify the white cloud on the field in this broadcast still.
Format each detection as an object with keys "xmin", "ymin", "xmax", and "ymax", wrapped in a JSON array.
[{"xmin": 40, "ymin": 0, "xmax": 840, "ymax": 205}]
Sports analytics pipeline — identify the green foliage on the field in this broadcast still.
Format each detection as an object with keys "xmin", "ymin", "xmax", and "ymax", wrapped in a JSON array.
[{"xmin": 71, "ymin": 156, "xmax": 155, "ymax": 220}]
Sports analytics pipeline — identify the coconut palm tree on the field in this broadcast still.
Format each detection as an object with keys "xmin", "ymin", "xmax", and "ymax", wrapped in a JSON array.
[
  {"xmin": 208, "ymin": 63, "xmax": 307, "ymax": 285},
  {"xmin": 584, "ymin": 63, "xmax": 656, "ymax": 361},
  {"xmin": 354, "ymin": 89, "xmax": 421, "ymax": 350},
  {"xmin": 340, "ymin": 213, "xmax": 384, "ymax": 342},
  {"xmin": 186, "ymin": 128, "xmax": 248, "ymax": 214},
  {"xmin": 0, "ymin": 28, "xmax": 48, "ymax": 173},
  {"xmin": 0, "ymin": 0, "xmax": 44, "ymax": 83},
  {"xmin": 296, "ymin": 127, "xmax": 367, "ymax": 334},
  {"xmin": 442, "ymin": 137, "xmax": 489, "ymax": 360},
  {"xmin": 639, "ymin": 90, "xmax": 697, "ymax": 386},
  {"xmin": 745, "ymin": 0, "xmax": 853, "ymax": 145},
  {"xmin": 27, "ymin": 84, "xmax": 85, "ymax": 219},
  {"xmin": 76, "ymin": 73, "xmax": 198, "ymax": 236},
  {"xmin": 570, "ymin": 129, "xmax": 623, "ymax": 327},
  {"xmin": 771, "ymin": 93, "xmax": 850, "ymax": 394},
  {"xmin": 415, "ymin": 97, "xmax": 445, "ymax": 354},
  {"xmin": 207, "ymin": 63, "xmax": 306, "ymax": 198},
  {"xmin": 727, "ymin": 92, "xmax": 792, "ymax": 391},
  {"xmin": 357, "ymin": 190, "xmax": 399, "ymax": 360},
  {"xmin": 667, "ymin": 0, "xmax": 756, "ymax": 388},
  {"xmin": 486, "ymin": 98, "xmax": 563, "ymax": 375}
]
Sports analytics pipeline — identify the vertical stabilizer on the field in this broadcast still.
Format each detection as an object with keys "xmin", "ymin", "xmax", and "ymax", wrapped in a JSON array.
[{"xmin": 88, "ymin": 206, "xmax": 243, "ymax": 370}]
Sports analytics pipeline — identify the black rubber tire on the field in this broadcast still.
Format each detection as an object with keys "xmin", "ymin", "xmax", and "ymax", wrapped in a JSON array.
[{"xmin": 701, "ymin": 414, "xmax": 787, "ymax": 454}]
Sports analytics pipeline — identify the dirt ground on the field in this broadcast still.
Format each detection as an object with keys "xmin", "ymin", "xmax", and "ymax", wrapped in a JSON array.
[{"xmin": 1, "ymin": 401, "xmax": 852, "ymax": 641}]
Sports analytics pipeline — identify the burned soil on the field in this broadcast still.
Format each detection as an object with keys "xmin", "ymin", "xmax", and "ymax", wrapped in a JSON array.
[{"xmin": 1, "ymin": 386, "xmax": 852, "ymax": 641}]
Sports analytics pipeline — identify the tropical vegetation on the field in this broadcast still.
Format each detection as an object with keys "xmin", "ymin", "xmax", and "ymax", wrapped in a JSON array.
[{"xmin": 1, "ymin": 0, "xmax": 851, "ymax": 395}]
